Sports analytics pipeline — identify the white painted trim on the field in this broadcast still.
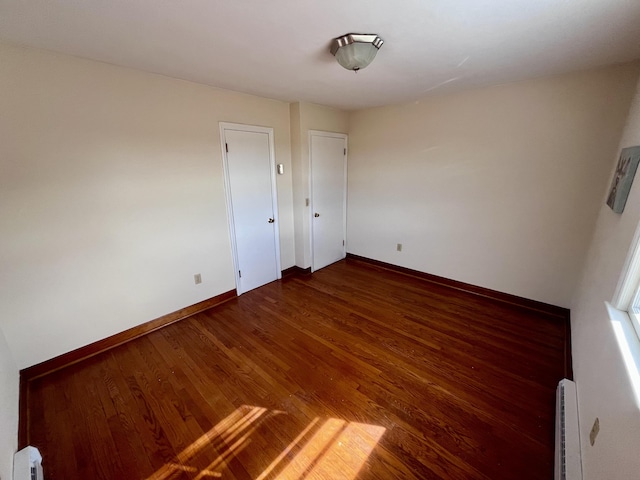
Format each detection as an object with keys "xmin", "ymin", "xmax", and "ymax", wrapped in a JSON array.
[
  {"xmin": 607, "ymin": 301, "xmax": 640, "ymax": 408},
  {"xmin": 609, "ymin": 219, "xmax": 640, "ymax": 410},
  {"xmin": 308, "ymin": 130, "xmax": 348, "ymax": 273},
  {"xmin": 219, "ymin": 122, "xmax": 282, "ymax": 295},
  {"xmin": 612, "ymin": 220, "xmax": 640, "ymax": 310}
]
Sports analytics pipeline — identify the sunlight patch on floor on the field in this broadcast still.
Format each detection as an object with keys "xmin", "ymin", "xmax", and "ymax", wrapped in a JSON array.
[
  {"xmin": 145, "ymin": 405, "xmax": 385, "ymax": 480},
  {"xmin": 275, "ymin": 420, "xmax": 386, "ymax": 480}
]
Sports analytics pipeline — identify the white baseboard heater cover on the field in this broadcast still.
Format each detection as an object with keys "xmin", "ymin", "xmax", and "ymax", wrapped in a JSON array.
[
  {"xmin": 555, "ymin": 378, "xmax": 583, "ymax": 480},
  {"xmin": 13, "ymin": 446, "xmax": 44, "ymax": 480}
]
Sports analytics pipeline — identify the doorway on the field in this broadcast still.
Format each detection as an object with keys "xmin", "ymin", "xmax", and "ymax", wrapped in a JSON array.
[
  {"xmin": 309, "ymin": 131, "xmax": 348, "ymax": 272},
  {"xmin": 220, "ymin": 123, "xmax": 281, "ymax": 294}
]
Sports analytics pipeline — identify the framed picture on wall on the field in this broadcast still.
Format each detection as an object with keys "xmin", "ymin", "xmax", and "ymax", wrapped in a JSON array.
[{"xmin": 606, "ymin": 146, "xmax": 640, "ymax": 214}]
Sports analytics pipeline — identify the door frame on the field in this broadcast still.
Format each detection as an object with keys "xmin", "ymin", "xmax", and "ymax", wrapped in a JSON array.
[
  {"xmin": 308, "ymin": 130, "xmax": 348, "ymax": 273},
  {"xmin": 220, "ymin": 122, "xmax": 282, "ymax": 294}
]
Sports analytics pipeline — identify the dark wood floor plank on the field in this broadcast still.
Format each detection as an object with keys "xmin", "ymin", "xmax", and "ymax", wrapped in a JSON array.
[
  {"xmin": 288, "ymin": 270, "xmax": 561, "ymax": 378},
  {"xmin": 26, "ymin": 259, "xmax": 565, "ymax": 479},
  {"xmin": 251, "ymin": 280, "xmax": 550, "ymax": 450},
  {"xmin": 310, "ymin": 264, "xmax": 563, "ymax": 359}
]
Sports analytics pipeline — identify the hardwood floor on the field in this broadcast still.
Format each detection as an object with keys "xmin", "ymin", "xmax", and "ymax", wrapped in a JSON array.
[{"xmin": 26, "ymin": 258, "xmax": 566, "ymax": 479}]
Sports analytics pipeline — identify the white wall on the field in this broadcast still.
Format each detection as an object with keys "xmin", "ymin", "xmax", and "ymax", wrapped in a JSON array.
[
  {"xmin": 0, "ymin": 43, "xmax": 294, "ymax": 369},
  {"xmin": 290, "ymin": 102, "xmax": 348, "ymax": 268},
  {"xmin": 347, "ymin": 64, "xmax": 640, "ymax": 307},
  {"xmin": 571, "ymin": 76, "xmax": 640, "ymax": 479},
  {"xmin": 0, "ymin": 327, "xmax": 18, "ymax": 480}
]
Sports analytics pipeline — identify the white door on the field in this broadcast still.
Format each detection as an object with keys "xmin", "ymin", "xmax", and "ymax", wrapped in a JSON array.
[
  {"xmin": 310, "ymin": 131, "xmax": 347, "ymax": 271},
  {"xmin": 221, "ymin": 124, "xmax": 281, "ymax": 294}
]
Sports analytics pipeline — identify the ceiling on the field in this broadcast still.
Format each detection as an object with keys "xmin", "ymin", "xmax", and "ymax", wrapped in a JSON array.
[{"xmin": 1, "ymin": 0, "xmax": 639, "ymax": 110}]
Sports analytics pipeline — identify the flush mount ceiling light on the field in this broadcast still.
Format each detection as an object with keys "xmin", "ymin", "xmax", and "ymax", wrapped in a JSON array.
[{"xmin": 330, "ymin": 33, "xmax": 383, "ymax": 72}]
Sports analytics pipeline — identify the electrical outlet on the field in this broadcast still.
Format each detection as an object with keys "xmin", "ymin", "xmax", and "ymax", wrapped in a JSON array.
[
  {"xmin": 396, "ymin": 243, "xmax": 402, "ymax": 252},
  {"xmin": 194, "ymin": 274, "xmax": 202, "ymax": 285},
  {"xmin": 590, "ymin": 417, "xmax": 600, "ymax": 446}
]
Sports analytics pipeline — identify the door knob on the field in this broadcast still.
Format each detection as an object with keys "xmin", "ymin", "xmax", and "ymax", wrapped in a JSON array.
[
  {"xmin": 268, "ymin": 218, "xmax": 275, "ymax": 223},
  {"xmin": 314, "ymin": 213, "xmax": 320, "ymax": 217}
]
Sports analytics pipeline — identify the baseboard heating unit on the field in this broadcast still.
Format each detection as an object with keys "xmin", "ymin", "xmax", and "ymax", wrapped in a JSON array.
[
  {"xmin": 13, "ymin": 446, "xmax": 43, "ymax": 480},
  {"xmin": 555, "ymin": 378, "xmax": 583, "ymax": 480}
]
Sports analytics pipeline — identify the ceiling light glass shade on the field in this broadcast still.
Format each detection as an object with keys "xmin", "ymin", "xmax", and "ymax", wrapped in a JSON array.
[{"xmin": 330, "ymin": 34, "xmax": 383, "ymax": 72}]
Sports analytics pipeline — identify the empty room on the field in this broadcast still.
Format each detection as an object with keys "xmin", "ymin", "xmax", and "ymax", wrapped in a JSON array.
[{"xmin": 2, "ymin": 1, "xmax": 640, "ymax": 479}]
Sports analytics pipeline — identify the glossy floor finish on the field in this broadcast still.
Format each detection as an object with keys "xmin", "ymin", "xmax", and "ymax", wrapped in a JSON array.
[{"xmin": 26, "ymin": 259, "xmax": 565, "ymax": 479}]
